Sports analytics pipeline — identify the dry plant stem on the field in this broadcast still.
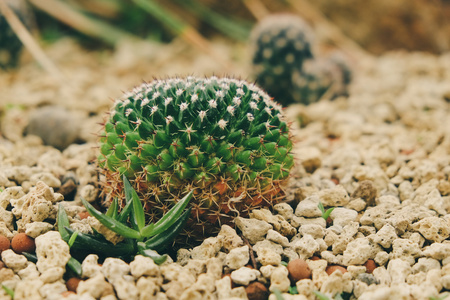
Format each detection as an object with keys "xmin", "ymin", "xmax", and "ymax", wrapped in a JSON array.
[
  {"xmin": 132, "ymin": 0, "xmax": 234, "ymax": 72},
  {"xmin": 242, "ymin": 236, "xmax": 258, "ymax": 269},
  {"xmin": 242, "ymin": 0, "xmax": 270, "ymax": 21},
  {"xmin": 65, "ymin": 0, "xmax": 121, "ymax": 18},
  {"xmin": 28, "ymin": 0, "xmax": 135, "ymax": 46},
  {"xmin": 287, "ymin": 0, "xmax": 373, "ymax": 62},
  {"xmin": 0, "ymin": 0, "xmax": 64, "ymax": 80}
]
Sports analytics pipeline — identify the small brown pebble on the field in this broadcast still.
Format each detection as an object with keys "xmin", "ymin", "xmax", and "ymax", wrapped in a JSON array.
[
  {"xmin": 61, "ymin": 291, "xmax": 76, "ymax": 297},
  {"xmin": 246, "ymin": 282, "xmax": 269, "ymax": 300},
  {"xmin": 66, "ymin": 277, "xmax": 82, "ymax": 292},
  {"xmin": 364, "ymin": 259, "xmax": 377, "ymax": 274},
  {"xmin": 0, "ymin": 261, "xmax": 5, "ymax": 269},
  {"xmin": 0, "ymin": 236, "xmax": 10, "ymax": 254},
  {"xmin": 78, "ymin": 211, "xmax": 90, "ymax": 220},
  {"xmin": 11, "ymin": 233, "xmax": 35, "ymax": 254},
  {"xmin": 287, "ymin": 259, "xmax": 311, "ymax": 283},
  {"xmin": 311, "ymin": 256, "xmax": 321, "ymax": 261},
  {"xmin": 326, "ymin": 265, "xmax": 347, "ymax": 275}
]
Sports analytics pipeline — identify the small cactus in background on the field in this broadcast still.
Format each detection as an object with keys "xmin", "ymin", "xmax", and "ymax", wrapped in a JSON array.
[
  {"xmin": 250, "ymin": 14, "xmax": 314, "ymax": 106},
  {"xmin": 98, "ymin": 76, "xmax": 294, "ymax": 240},
  {"xmin": 250, "ymin": 14, "xmax": 353, "ymax": 106},
  {"xmin": 0, "ymin": 0, "xmax": 34, "ymax": 69}
]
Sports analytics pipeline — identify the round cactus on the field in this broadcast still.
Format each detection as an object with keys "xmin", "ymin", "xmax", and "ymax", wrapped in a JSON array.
[
  {"xmin": 0, "ymin": 0, "xmax": 33, "ymax": 69},
  {"xmin": 99, "ymin": 76, "xmax": 294, "ymax": 240},
  {"xmin": 250, "ymin": 14, "xmax": 314, "ymax": 106}
]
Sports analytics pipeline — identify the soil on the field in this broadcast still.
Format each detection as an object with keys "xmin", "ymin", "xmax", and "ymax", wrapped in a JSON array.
[{"xmin": 0, "ymin": 38, "xmax": 450, "ymax": 300}]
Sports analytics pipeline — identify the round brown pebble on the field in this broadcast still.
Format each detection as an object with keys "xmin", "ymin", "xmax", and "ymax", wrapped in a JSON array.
[
  {"xmin": 11, "ymin": 233, "xmax": 35, "ymax": 254},
  {"xmin": 0, "ymin": 235, "xmax": 10, "ymax": 254},
  {"xmin": 287, "ymin": 258, "xmax": 311, "ymax": 283},
  {"xmin": 311, "ymin": 256, "xmax": 321, "ymax": 261},
  {"xmin": 326, "ymin": 265, "xmax": 347, "ymax": 275},
  {"xmin": 66, "ymin": 277, "xmax": 81, "ymax": 292},
  {"xmin": 246, "ymin": 282, "xmax": 269, "ymax": 300},
  {"xmin": 364, "ymin": 259, "xmax": 377, "ymax": 274},
  {"xmin": 78, "ymin": 211, "xmax": 90, "ymax": 220}
]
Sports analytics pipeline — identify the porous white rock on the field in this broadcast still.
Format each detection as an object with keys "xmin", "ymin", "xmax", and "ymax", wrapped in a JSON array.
[
  {"xmin": 299, "ymin": 223, "xmax": 325, "ymax": 239},
  {"xmin": 136, "ymin": 277, "xmax": 162, "ymax": 300},
  {"xmin": 217, "ymin": 224, "xmax": 244, "ymax": 252},
  {"xmin": 332, "ymin": 222, "xmax": 359, "ymax": 254},
  {"xmin": 18, "ymin": 262, "xmax": 40, "ymax": 280},
  {"xmin": 369, "ymin": 223, "xmax": 397, "ymax": 248},
  {"xmin": 387, "ymin": 259, "xmax": 411, "ymax": 284},
  {"xmin": 77, "ymin": 274, "xmax": 114, "ymax": 299},
  {"xmin": 39, "ymin": 281, "xmax": 67, "ymax": 299},
  {"xmin": 291, "ymin": 234, "xmax": 320, "ymax": 260},
  {"xmin": 225, "ymin": 245, "xmax": 249, "ymax": 270},
  {"xmin": 250, "ymin": 209, "xmax": 296, "ymax": 237},
  {"xmin": 111, "ymin": 276, "xmax": 139, "ymax": 300},
  {"xmin": 235, "ymin": 217, "xmax": 272, "ymax": 244},
  {"xmin": 29, "ymin": 172, "xmax": 61, "ymax": 188},
  {"xmin": 35, "ymin": 231, "xmax": 71, "ymax": 273},
  {"xmin": 318, "ymin": 185, "xmax": 350, "ymax": 207},
  {"xmin": 412, "ymin": 257, "xmax": 441, "ymax": 274},
  {"xmin": 130, "ymin": 255, "xmax": 160, "ymax": 278},
  {"xmin": 342, "ymin": 237, "xmax": 380, "ymax": 266},
  {"xmin": 14, "ymin": 279, "xmax": 44, "ymax": 300},
  {"xmin": 230, "ymin": 267, "xmax": 260, "ymax": 286},
  {"xmin": 39, "ymin": 266, "xmax": 65, "ymax": 283},
  {"xmin": 412, "ymin": 216, "xmax": 450, "ymax": 242},
  {"xmin": 1, "ymin": 250, "xmax": 28, "ymax": 272},
  {"xmin": 0, "ymin": 186, "xmax": 25, "ymax": 209},
  {"xmin": 423, "ymin": 243, "xmax": 450, "ymax": 260},
  {"xmin": 81, "ymin": 254, "xmax": 102, "ymax": 279},
  {"xmin": 391, "ymin": 238, "xmax": 422, "ymax": 265},
  {"xmin": 269, "ymin": 266, "xmax": 290, "ymax": 293},
  {"xmin": 256, "ymin": 246, "xmax": 282, "ymax": 266},
  {"xmin": 266, "ymin": 229, "xmax": 290, "ymax": 247},
  {"xmin": 329, "ymin": 207, "xmax": 358, "ymax": 227},
  {"xmin": 273, "ymin": 203, "xmax": 294, "ymax": 221},
  {"xmin": 295, "ymin": 198, "xmax": 322, "ymax": 218},
  {"xmin": 320, "ymin": 270, "xmax": 353, "ymax": 295},
  {"xmin": 101, "ymin": 257, "xmax": 131, "ymax": 282},
  {"xmin": 190, "ymin": 237, "xmax": 221, "ymax": 260},
  {"xmin": 25, "ymin": 221, "xmax": 54, "ymax": 238}
]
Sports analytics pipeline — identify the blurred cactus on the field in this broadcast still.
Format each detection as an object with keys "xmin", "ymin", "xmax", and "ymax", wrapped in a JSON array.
[{"xmin": 250, "ymin": 14, "xmax": 314, "ymax": 106}]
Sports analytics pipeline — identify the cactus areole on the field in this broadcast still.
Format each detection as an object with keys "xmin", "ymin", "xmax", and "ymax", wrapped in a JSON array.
[{"xmin": 99, "ymin": 76, "xmax": 294, "ymax": 239}]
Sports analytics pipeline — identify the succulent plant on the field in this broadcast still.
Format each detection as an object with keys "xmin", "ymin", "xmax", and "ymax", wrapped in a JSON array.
[
  {"xmin": 98, "ymin": 76, "xmax": 294, "ymax": 240},
  {"xmin": 0, "ymin": 0, "xmax": 33, "ymax": 69},
  {"xmin": 250, "ymin": 14, "xmax": 314, "ymax": 106},
  {"xmin": 57, "ymin": 176, "xmax": 193, "ymax": 264}
]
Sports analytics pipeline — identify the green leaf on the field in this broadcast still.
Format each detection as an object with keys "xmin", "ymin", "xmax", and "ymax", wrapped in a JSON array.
[
  {"xmin": 272, "ymin": 288, "xmax": 285, "ymax": 300},
  {"xmin": 318, "ymin": 202, "xmax": 325, "ymax": 214},
  {"xmin": 57, "ymin": 204, "xmax": 71, "ymax": 242},
  {"xmin": 288, "ymin": 285, "xmax": 298, "ymax": 295},
  {"xmin": 117, "ymin": 195, "xmax": 134, "ymax": 224},
  {"xmin": 313, "ymin": 291, "xmax": 331, "ymax": 300},
  {"xmin": 65, "ymin": 227, "xmax": 136, "ymax": 257},
  {"xmin": 144, "ymin": 208, "xmax": 191, "ymax": 252},
  {"xmin": 81, "ymin": 197, "xmax": 141, "ymax": 239},
  {"xmin": 68, "ymin": 231, "xmax": 79, "ymax": 248},
  {"xmin": 141, "ymin": 190, "xmax": 193, "ymax": 238},
  {"xmin": 67, "ymin": 257, "xmax": 82, "ymax": 277},
  {"xmin": 2, "ymin": 285, "xmax": 14, "ymax": 298},
  {"xmin": 22, "ymin": 252, "xmax": 37, "ymax": 263},
  {"xmin": 322, "ymin": 207, "xmax": 335, "ymax": 220},
  {"xmin": 123, "ymin": 176, "xmax": 145, "ymax": 231},
  {"xmin": 105, "ymin": 198, "xmax": 118, "ymax": 219},
  {"xmin": 137, "ymin": 243, "xmax": 167, "ymax": 265}
]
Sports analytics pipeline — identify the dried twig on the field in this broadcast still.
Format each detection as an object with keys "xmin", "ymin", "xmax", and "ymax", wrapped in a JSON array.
[
  {"xmin": 0, "ymin": 0, "xmax": 64, "ymax": 80},
  {"xmin": 242, "ymin": 0, "xmax": 270, "ymax": 21},
  {"xmin": 242, "ymin": 236, "xmax": 258, "ymax": 269},
  {"xmin": 28, "ymin": 0, "xmax": 136, "ymax": 46}
]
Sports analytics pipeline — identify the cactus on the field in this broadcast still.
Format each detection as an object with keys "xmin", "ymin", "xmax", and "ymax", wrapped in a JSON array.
[
  {"xmin": 0, "ymin": 0, "xmax": 33, "ymax": 69},
  {"xmin": 250, "ymin": 14, "xmax": 314, "ymax": 106},
  {"xmin": 98, "ymin": 76, "xmax": 294, "ymax": 240}
]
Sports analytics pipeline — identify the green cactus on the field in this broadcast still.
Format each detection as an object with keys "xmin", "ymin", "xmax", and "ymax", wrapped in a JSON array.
[
  {"xmin": 250, "ymin": 14, "xmax": 314, "ymax": 106},
  {"xmin": 98, "ymin": 76, "xmax": 294, "ymax": 240},
  {"xmin": 291, "ymin": 54, "xmax": 352, "ymax": 105},
  {"xmin": 0, "ymin": 0, "xmax": 33, "ymax": 69}
]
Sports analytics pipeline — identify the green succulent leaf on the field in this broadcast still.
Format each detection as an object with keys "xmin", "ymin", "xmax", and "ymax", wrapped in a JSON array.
[
  {"xmin": 117, "ymin": 194, "xmax": 134, "ymax": 224},
  {"xmin": 137, "ymin": 242, "xmax": 167, "ymax": 264},
  {"xmin": 22, "ymin": 252, "xmax": 37, "ymax": 263},
  {"xmin": 105, "ymin": 197, "xmax": 119, "ymax": 219},
  {"xmin": 144, "ymin": 208, "xmax": 191, "ymax": 252},
  {"xmin": 57, "ymin": 204, "xmax": 71, "ymax": 242},
  {"xmin": 68, "ymin": 231, "xmax": 79, "ymax": 248},
  {"xmin": 1, "ymin": 285, "xmax": 14, "ymax": 298},
  {"xmin": 81, "ymin": 197, "xmax": 141, "ymax": 239},
  {"xmin": 141, "ymin": 190, "xmax": 193, "ymax": 238},
  {"xmin": 65, "ymin": 227, "xmax": 136, "ymax": 257},
  {"xmin": 123, "ymin": 176, "xmax": 145, "ymax": 231},
  {"xmin": 67, "ymin": 257, "xmax": 82, "ymax": 277}
]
